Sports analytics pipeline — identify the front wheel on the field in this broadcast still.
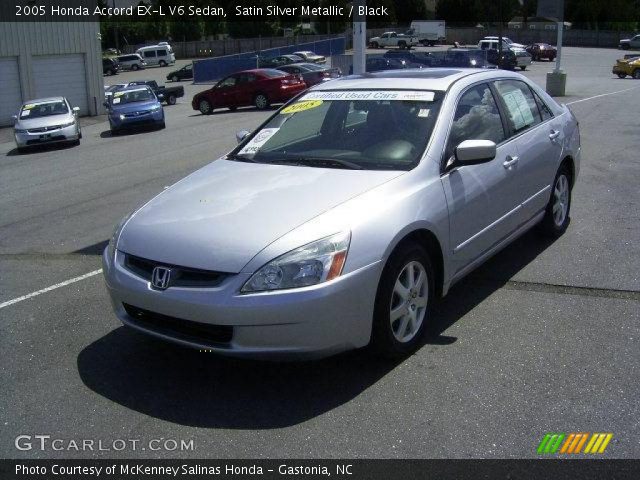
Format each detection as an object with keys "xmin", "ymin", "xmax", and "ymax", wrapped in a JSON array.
[
  {"xmin": 159, "ymin": 60, "xmax": 167, "ymax": 67},
  {"xmin": 171, "ymin": 75, "xmax": 178, "ymax": 82},
  {"xmin": 371, "ymin": 42, "xmax": 379, "ymax": 49},
  {"xmin": 617, "ymin": 73, "xmax": 627, "ymax": 78},
  {"xmin": 371, "ymin": 243, "xmax": 434, "ymax": 357},
  {"xmin": 132, "ymin": 64, "xmax": 139, "ymax": 71},
  {"xmin": 398, "ymin": 42, "xmax": 407, "ymax": 50},
  {"xmin": 199, "ymin": 99, "xmax": 212, "ymax": 115},
  {"xmin": 538, "ymin": 165, "xmax": 572, "ymax": 237},
  {"xmin": 254, "ymin": 93, "xmax": 269, "ymax": 110},
  {"xmin": 520, "ymin": 65, "xmax": 527, "ymax": 71}
]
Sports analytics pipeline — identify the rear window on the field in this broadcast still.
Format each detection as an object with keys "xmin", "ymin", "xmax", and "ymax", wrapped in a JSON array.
[{"xmin": 261, "ymin": 69, "xmax": 287, "ymax": 78}]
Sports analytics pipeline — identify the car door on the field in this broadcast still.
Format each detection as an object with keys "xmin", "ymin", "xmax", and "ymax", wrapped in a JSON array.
[
  {"xmin": 492, "ymin": 79, "xmax": 562, "ymax": 220},
  {"xmin": 440, "ymin": 82, "xmax": 523, "ymax": 276},
  {"xmin": 235, "ymin": 73, "xmax": 258, "ymax": 107},
  {"xmin": 214, "ymin": 74, "xmax": 239, "ymax": 107}
]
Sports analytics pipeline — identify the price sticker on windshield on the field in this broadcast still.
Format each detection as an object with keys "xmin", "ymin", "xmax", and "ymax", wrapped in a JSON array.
[
  {"xmin": 239, "ymin": 128, "xmax": 279, "ymax": 155},
  {"xmin": 280, "ymin": 100, "xmax": 323, "ymax": 115},
  {"xmin": 23, "ymin": 104, "xmax": 36, "ymax": 110}
]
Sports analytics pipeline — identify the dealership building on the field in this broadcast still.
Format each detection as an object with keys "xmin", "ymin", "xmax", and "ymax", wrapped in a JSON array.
[{"xmin": 0, "ymin": 21, "xmax": 104, "ymax": 126}]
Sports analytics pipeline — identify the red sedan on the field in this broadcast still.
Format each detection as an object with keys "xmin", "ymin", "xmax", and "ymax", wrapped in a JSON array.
[{"xmin": 192, "ymin": 69, "xmax": 306, "ymax": 114}]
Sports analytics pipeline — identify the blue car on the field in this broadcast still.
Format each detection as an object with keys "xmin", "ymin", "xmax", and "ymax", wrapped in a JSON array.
[{"xmin": 105, "ymin": 85, "xmax": 165, "ymax": 134}]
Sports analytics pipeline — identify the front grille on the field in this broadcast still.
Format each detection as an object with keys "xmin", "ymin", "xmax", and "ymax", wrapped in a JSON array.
[
  {"xmin": 123, "ymin": 111, "xmax": 151, "ymax": 118},
  {"xmin": 124, "ymin": 253, "xmax": 228, "ymax": 288},
  {"xmin": 123, "ymin": 303, "xmax": 233, "ymax": 345},
  {"xmin": 28, "ymin": 125, "xmax": 63, "ymax": 133}
]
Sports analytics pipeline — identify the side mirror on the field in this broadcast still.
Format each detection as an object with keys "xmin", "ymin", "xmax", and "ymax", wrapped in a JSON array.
[
  {"xmin": 102, "ymin": 101, "xmax": 109, "ymax": 108},
  {"xmin": 236, "ymin": 130, "xmax": 250, "ymax": 144},
  {"xmin": 12, "ymin": 114, "xmax": 17, "ymax": 120},
  {"xmin": 454, "ymin": 140, "xmax": 496, "ymax": 166},
  {"xmin": 72, "ymin": 107, "xmax": 80, "ymax": 114}
]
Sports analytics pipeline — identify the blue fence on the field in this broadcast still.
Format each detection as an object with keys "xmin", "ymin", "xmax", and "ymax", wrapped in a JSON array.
[{"xmin": 193, "ymin": 37, "xmax": 346, "ymax": 84}]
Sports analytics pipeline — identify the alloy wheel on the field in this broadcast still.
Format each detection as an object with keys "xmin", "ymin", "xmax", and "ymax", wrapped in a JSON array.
[
  {"xmin": 389, "ymin": 261, "xmax": 428, "ymax": 343},
  {"xmin": 199, "ymin": 100, "xmax": 211, "ymax": 114},
  {"xmin": 553, "ymin": 174, "xmax": 570, "ymax": 227},
  {"xmin": 255, "ymin": 95, "xmax": 268, "ymax": 109}
]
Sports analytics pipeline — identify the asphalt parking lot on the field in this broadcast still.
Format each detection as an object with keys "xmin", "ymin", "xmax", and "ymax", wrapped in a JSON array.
[{"xmin": 1, "ymin": 47, "xmax": 639, "ymax": 459}]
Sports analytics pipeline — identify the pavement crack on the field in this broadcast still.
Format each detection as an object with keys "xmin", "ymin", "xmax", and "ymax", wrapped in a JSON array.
[{"xmin": 502, "ymin": 280, "xmax": 640, "ymax": 301}]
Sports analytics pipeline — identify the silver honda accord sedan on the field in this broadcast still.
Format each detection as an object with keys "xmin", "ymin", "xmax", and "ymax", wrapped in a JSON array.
[{"xmin": 103, "ymin": 68, "xmax": 580, "ymax": 359}]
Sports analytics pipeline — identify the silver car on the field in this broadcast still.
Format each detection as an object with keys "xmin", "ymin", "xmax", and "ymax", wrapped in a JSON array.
[
  {"xmin": 103, "ymin": 69, "xmax": 581, "ymax": 359},
  {"xmin": 13, "ymin": 97, "xmax": 81, "ymax": 152}
]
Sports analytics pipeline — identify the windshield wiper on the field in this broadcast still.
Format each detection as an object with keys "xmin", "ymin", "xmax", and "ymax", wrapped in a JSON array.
[
  {"xmin": 270, "ymin": 156, "xmax": 363, "ymax": 170},
  {"xmin": 226, "ymin": 153, "xmax": 260, "ymax": 163}
]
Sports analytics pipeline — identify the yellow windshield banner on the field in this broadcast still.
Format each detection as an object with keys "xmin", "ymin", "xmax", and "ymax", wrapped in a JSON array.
[{"xmin": 281, "ymin": 100, "xmax": 323, "ymax": 115}]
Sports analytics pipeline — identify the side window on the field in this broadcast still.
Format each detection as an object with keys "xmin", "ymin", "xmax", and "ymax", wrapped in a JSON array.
[
  {"xmin": 143, "ymin": 51, "xmax": 155, "ymax": 58},
  {"xmin": 218, "ymin": 75, "xmax": 237, "ymax": 88},
  {"xmin": 156, "ymin": 49, "xmax": 167, "ymax": 56},
  {"xmin": 494, "ymin": 80, "xmax": 542, "ymax": 134},
  {"xmin": 445, "ymin": 83, "xmax": 506, "ymax": 160},
  {"xmin": 532, "ymin": 90, "xmax": 553, "ymax": 120}
]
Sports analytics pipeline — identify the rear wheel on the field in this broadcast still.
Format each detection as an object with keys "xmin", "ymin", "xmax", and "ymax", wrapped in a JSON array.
[
  {"xmin": 159, "ymin": 60, "xmax": 167, "ymax": 67},
  {"xmin": 398, "ymin": 41, "xmax": 407, "ymax": 50},
  {"xmin": 520, "ymin": 65, "xmax": 527, "ymax": 70},
  {"xmin": 199, "ymin": 99, "xmax": 212, "ymax": 115},
  {"xmin": 538, "ymin": 165, "xmax": 572, "ymax": 237},
  {"xmin": 371, "ymin": 243, "xmax": 434, "ymax": 358},
  {"xmin": 254, "ymin": 93, "xmax": 270, "ymax": 110},
  {"xmin": 131, "ymin": 64, "xmax": 139, "ymax": 71},
  {"xmin": 371, "ymin": 42, "xmax": 379, "ymax": 49},
  {"xmin": 617, "ymin": 73, "xmax": 627, "ymax": 79},
  {"xmin": 167, "ymin": 94, "xmax": 177, "ymax": 105},
  {"xmin": 171, "ymin": 75, "xmax": 178, "ymax": 82},
  {"xmin": 633, "ymin": 69, "xmax": 640, "ymax": 79}
]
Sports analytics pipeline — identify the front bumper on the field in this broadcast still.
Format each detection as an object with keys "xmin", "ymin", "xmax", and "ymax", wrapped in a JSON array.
[
  {"xmin": 109, "ymin": 109, "xmax": 164, "ymax": 130},
  {"xmin": 15, "ymin": 123, "xmax": 79, "ymax": 148},
  {"xmin": 102, "ymin": 248, "xmax": 382, "ymax": 359}
]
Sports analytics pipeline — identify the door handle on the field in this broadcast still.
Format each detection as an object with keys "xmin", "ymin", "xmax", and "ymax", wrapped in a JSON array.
[
  {"xmin": 503, "ymin": 155, "xmax": 519, "ymax": 169},
  {"xmin": 549, "ymin": 130, "xmax": 560, "ymax": 140}
]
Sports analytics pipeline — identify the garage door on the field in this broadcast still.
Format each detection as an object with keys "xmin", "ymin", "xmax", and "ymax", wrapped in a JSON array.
[
  {"xmin": 0, "ymin": 57, "xmax": 22, "ymax": 126},
  {"xmin": 33, "ymin": 54, "xmax": 88, "ymax": 115}
]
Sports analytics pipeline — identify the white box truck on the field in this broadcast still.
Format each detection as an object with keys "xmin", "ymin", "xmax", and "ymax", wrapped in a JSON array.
[{"xmin": 406, "ymin": 20, "xmax": 446, "ymax": 46}]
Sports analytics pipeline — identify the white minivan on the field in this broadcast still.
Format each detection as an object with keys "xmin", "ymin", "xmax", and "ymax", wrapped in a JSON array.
[{"xmin": 136, "ymin": 44, "xmax": 175, "ymax": 67}]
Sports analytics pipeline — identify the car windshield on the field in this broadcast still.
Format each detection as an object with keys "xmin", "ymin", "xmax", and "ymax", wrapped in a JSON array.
[
  {"xmin": 231, "ymin": 90, "xmax": 443, "ymax": 171},
  {"xmin": 20, "ymin": 100, "xmax": 68, "ymax": 119},
  {"xmin": 112, "ymin": 88, "xmax": 154, "ymax": 105}
]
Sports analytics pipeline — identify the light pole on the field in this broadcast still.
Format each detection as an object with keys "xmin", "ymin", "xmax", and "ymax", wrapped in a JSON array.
[{"xmin": 352, "ymin": 0, "xmax": 366, "ymax": 74}]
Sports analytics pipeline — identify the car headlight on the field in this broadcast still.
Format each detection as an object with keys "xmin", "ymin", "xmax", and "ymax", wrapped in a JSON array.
[
  {"xmin": 60, "ymin": 120, "xmax": 75, "ymax": 128},
  {"xmin": 107, "ymin": 211, "xmax": 135, "ymax": 260},
  {"xmin": 150, "ymin": 104, "xmax": 161, "ymax": 111},
  {"xmin": 14, "ymin": 128, "xmax": 26, "ymax": 134},
  {"xmin": 119, "ymin": 114, "xmax": 126, "ymax": 120},
  {"xmin": 241, "ymin": 231, "xmax": 350, "ymax": 293}
]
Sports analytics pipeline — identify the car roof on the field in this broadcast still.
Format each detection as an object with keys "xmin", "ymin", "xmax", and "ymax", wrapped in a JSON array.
[
  {"xmin": 118, "ymin": 84, "xmax": 153, "ymax": 92},
  {"xmin": 22, "ymin": 96, "xmax": 66, "ymax": 105},
  {"xmin": 312, "ymin": 68, "xmax": 482, "ymax": 91},
  {"xmin": 283, "ymin": 63, "xmax": 322, "ymax": 68}
]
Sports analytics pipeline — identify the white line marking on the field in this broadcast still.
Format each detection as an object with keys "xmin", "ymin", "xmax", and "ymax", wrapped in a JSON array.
[
  {"xmin": 0, "ymin": 269, "xmax": 102, "ymax": 310},
  {"xmin": 566, "ymin": 85, "xmax": 640, "ymax": 105}
]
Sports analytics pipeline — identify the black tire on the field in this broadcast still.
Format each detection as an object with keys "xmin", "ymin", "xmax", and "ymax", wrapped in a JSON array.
[
  {"xmin": 371, "ymin": 42, "xmax": 379, "ymax": 49},
  {"xmin": 254, "ymin": 93, "xmax": 270, "ymax": 110},
  {"xmin": 132, "ymin": 64, "xmax": 139, "ymax": 71},
  {"xmin": 167, "ymin": 94, "xmax": 176, "ymax": 105},
  {"xmin": 538, "ymin": 164, "xmax": 572, "ymax": 237},
  {"xmin": 159, "ymin": 60, "xmax": 167, "ymax": 67},
  {"xmin": 199, "ymin": 99, "xmax": 212, "ymax": 115},
  {"xmin": 621, "ymin": 44, "xmax": 630, "ymax": 50},
  {"xmin": 398, "ymin": 41, "xmax": 407, "ymax": 50},
  {"xmin": 172, "ymin": 75, "xmax": 179, "ymax": 82},
  {"xmin": 371, "ymin": 242, "xmax": 434, "ymax": 358},
  {"xmin": 633, "ymin": 69, "xmax": 640, "ymax": 79},
  {"xmin": 618, "ymin": 73, "xmax": 627, "ymax": 79},
  {"xmin": 520, "ymin": 65, "xmax": 527, "ymax": 71},
  {"xmin": 107, "ymin": 69, "xmax": 114, "ymax": 76}
]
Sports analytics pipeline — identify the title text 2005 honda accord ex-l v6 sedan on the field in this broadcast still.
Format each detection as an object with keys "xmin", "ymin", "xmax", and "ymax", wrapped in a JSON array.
[{"xmin": 103, "ymin": 69, "xmax": 580, "ymax": 359}]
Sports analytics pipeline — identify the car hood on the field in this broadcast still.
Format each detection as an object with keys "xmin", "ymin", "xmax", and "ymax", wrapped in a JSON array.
[
  {"xmin": 16, "ymin": 113, "xmax": 73, "ymax": 129},
  {"xmin": 110, "ymin": 100, "xmax": 159, "ymax": 113},
  {"xmin": 117, "ymin": 159, "xmax": 403, "ymax": 272}
]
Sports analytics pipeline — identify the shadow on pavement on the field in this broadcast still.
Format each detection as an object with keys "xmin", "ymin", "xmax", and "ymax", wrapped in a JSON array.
[{"xmin": 77, "ymin": 228, "xmax": 556, "ymax": 429}]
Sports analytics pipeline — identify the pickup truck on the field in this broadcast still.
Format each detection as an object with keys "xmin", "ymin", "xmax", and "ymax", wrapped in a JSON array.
[
  {"xmin": 368, "ymin": 32, "xmax": 419, "ymax": 50},
  {"xmin": 127, "ymin": 80, "xmax": 184, "ymax": 105}
]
